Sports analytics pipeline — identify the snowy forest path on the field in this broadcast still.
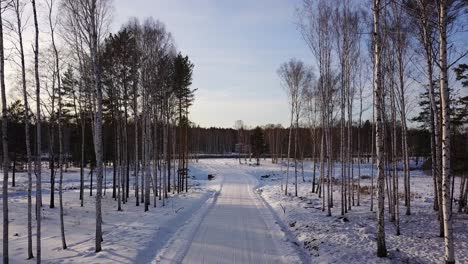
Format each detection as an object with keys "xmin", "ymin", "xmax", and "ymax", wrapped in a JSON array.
[{"xmin": 156, "ymin": 162, "xmax": 299, "ymax": 263}]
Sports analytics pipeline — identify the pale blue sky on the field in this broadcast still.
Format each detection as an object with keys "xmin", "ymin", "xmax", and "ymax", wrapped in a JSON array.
[
  {"xmin": 113, "ymin": 0, "xmax": 310, "ymax": 128},
  {"xmin": 112, "ymin": 0, "xmax": 467, "ymax": 129}
]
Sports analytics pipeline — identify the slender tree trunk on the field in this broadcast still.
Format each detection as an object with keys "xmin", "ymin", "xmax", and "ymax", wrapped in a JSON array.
[
  {"xmin": 391, "ymin": 77, "xmax": 400, "ymax": 236},
  {"xmin": 166, "ymin": 123, "xmax": 170, "ymax": 197},
  {"xmin": 134, "ymin": 88, "xmax": 139, "ymax": 206},
  {"xmin": 112, "ymin": 140, "xmax": 116, "ymax": 199},
  {"xmin": 165, "ymin": 113, "xmax": 169, "ymax": 200},
  {"xmin": 89, "ymin": 0, "xmax": 104, "ymax": 252},
  {"xmin": 326, "ymin": 114, "xmax": 332, "ymax": 217},
  {"xmin": 185, "ymin": 106, "xmax": 189, "ymax": 193},
  {"xmin": 162, "ymin": 110, "xmax": 169, "ymax": 207},
  {"xmin": 58, "ymin": 80, "xmax": 67, "ymax": 249},
  {"xmin": 396, "ymin": 29, "xmax": 410, "ymax": 217},
  {"xmin": 357, "ymin": 89, "xmax": 363, "ymax": 206},
  {"xmin": 48, "ymin": 1, "xmax": 67, "ymax": 247},
  {"xmin": 90, "ymin": 167, "xmax": 93, "ymax": 196},
  {"xmin": 116, "ymin": 113, "xmax": 122, "ymax": 211},
  {"xmin": 141, "ymin": 114, "xmax": 145, "ymax": 204},
  {"xmin": 285, "ymin": 111, "xmax": 294, "ymax": 195},
  {"xmin": 370, "ymin": 103, "xmax": 375, "ymax": 212},
  {"xmin": 124, "ymin": 96, "xmax": 129, "ymax": 201},
  {"xmin": 294, "ymin": 116, "xmax": 299, "ymax": 197},
  {"xmin": 154, "ymin": 119, "xmax": 158, "ymax": 201},
  {"xmin": 341, "ymin": 62, "xmax": 346, "ymax": 215},
  {"xmin": 14, "ymin": 0, "xmax": 34, "ymax": 257},
  {"xmin": 311, "ymin": 128, "xmax": 317, "ymax": 193},
  {"xmin": 347, "ymin": 83, "xmax": 353, "ymax": 210},
  {"xmin": 172, "ymin": 127, "xmax": 177, "ymax": 193},
  {"xmin": 373, "ymin": 0, "xmax": 387, "ymax": 257},
  {"xmin": 0, "ymin": 2, "xmax": 9, "ymax": 261},
  {"xmin": 11, "ymin": 158, "xmax": 15, "ymax": 187},
  {"xmin": 438, "ymin": 2, "xmax": 454, "ymax": 262},
  {"xmin": 426, "ymin": 41, "xmax": 443, "ymax": 235},
  {"xmin": 80, "ymin": 115, "xmax": 85, "ymax": 207},
  {"xmin": 48, "ymin": 66, "xmax": 57, "ymax": 208},
  {"xmin": 32, "ymin": 0, "xmax": 42, "ymax": 261},
  {"xmin": 320, "ymin": 121, "xmax": 325, "ymax": 208},
  {"xmin": 49, "ymin": 127, "xmax": 55, "ymax": 208},
  {"xmin": 429, "ymin": 40, "xmax": 443, "ymax": 237},
  {"xmin": 143, "ymin": 98, "xmax": 148, "ymax": 211}
]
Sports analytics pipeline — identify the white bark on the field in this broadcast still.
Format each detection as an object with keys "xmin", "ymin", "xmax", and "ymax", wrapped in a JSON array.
[
  {"xmin": 438, "ymin": 1, "xmax": 454, "ymax": 262},
  {"xmin": 13, "ymin": 0, "xmax": 34, "ymax": 258},
  {"xmin": 0, "ymin": 1, "xmax": 9, "ymax": 262},
  {"xmin": 373, "ymin": 0, "xmax": 387, "ymax": 257},
  {"xmin": 134, "ymin": 81, "xmax": 139, "ymax": 206},
  {"xmin": 32, "ymin": 0, "xmax": 42, "ymax": 261},
  {"xmin": 47, "ymin": 0, "xmax": 67, "ymax": 249},
  {"xmin": 89, "ymin": 0, "xmax": 104, "ymax": 252}
]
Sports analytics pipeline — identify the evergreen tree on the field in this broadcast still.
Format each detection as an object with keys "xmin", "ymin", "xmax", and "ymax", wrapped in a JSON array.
[
  {"xmin": 174, "ymin": 53, "xmax": 195, "ymax": 118},
  {"xmin": 173, "ymin": 52, "xmax": 195, "ymax": 192},
  {"xmin": 250, "ymin": 126, "xmax": 265, "ymax": 165},
  {"xmin": 454, "ymin": 64, "xmax": 468, "ymax": 126},
  {"xmin": 61, "ymin": 67, "xmax": 79, "ymax": 124}
]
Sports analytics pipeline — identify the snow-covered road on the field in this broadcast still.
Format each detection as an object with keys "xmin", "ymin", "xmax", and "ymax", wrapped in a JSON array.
[
  {"xmin": 157, "ymin": 162, "xmax": 302, "ymax": 264},
  {"xmin": 180, "ymin": 169, "xmax": 284, "ymax": 263}
]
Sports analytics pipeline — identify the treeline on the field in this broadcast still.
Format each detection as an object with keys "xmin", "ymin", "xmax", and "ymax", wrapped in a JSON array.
[
  {"xmin": 185, "ymin": 123, "xmax": 467, "ymax": 167},
  {"xmin": 7, "ymin": 119, "xmax": 466, "ymax": 173}
]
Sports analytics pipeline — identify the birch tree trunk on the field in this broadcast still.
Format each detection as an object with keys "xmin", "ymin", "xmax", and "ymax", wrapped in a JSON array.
[
  {"xmin": 32, "ymin": 0, "xmax": 42, "ymax": 261},
  {"xmin": 395, "ymin": 12, "xmax": 411, "ymax": 217},
  {"xmin": 89, "ymin": 0, "xmax": 104, "ymax": 252},
  {"xmin": 370, "ymin": 111, "xmax": 375, "ymax": 212},
  {"xmin": 78, "ymin": 64, "xmax": 85, "ymax": 208},
  {"xmin": 141, "ymin": 112, "xmax": 145, "ymax": 204},
  {"xmin": 424, "ymin": 27, "xmax": 443, "ymax": 235},
  {"xmin": 285, "ymin": 111, "xmax": 293, "ymax": 195},
  {"xmin": 284, "ymin": 110, "xmax": 294, "ymax": 195},
  {"xmin": 414, "ymin": 0, "xmax": 442, "ymax": 226},
  {"xmin": 0, "ymin": 1, "xmax": 9, "ymax": 261},
  {"xmin": 320, "ymin": 126, "xmax": 325, "ymax": 205},
  {"xmin": 373, "ymin": 0, "xmax": 387, "ymax": 257},
  {"xmin": 429, "ymin": 61, "xmax": 442, "ymax": 226},
  {"xmin": 347, "ymin": 80, "xmax": 353, "ymax": 211},
  {"xmin": 438, "ymin": 1, "xmax": 454, "ymax": 262},
  {"xmin": 391, "ymin": 73, "xmax": 400, "ymax": 236},
  {"xmin": 144, "ymin": 95, "xmax": 150, "ymax": 211},
  {"xmin": 326, "ymin": 111, "xmax": 332, "ymax": 217},
  {"xmin": 14, "ymin": 0, "xmax": 34, "ymax": 257},
  {"xmin": 398, "ymin": 66, "xmax": 410, "ymax": 218},
  {"xmin": 124, "ymin": 92, "xmax": 129, "ymax": 201},
  {"xmin": 340, "ymin": 64, "xmax": 346, "ymax": 215},
  {"xmin": 162, "ymin": 109, "xmax": 169, "ymax": 206},
  {"xmin": 134, "ymin": 84, "xmax": 139, "ymax": 206},
  {"xmin": 294, "ymin": 112, "xmax": 299, "ymax": 197},
  {"xmin": 47, "ymin": 0, "xmax": 67, "ymax": 248},
  {"xmin": 116, "ymin": 108, "xmax": 122, "ymax": 211},
  {"xmin": 48, "ymin": 118, "xmax": 55, "ymax": 209},
  {"xmin": 357, "ymin": 75, "xmax": 363, "ymax": 207}
]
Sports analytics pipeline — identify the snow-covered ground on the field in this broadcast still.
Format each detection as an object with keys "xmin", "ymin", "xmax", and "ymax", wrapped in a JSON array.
[
  {"xmin": 219, "ymin": 158, "xmax": 468, "ymax": 264},
  {"xmin": 0, "ymin": 165, "xmax": 221, "ymax": 263},
  {"xmin": 1, "ymin": 158, "xmax": 467, "ymax": 263}
]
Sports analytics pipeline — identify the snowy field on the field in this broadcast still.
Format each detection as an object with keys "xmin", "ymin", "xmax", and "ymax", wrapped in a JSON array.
[{"xmin": 1, "ymin": 158, "xmax": 467, "ymax": 263}]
